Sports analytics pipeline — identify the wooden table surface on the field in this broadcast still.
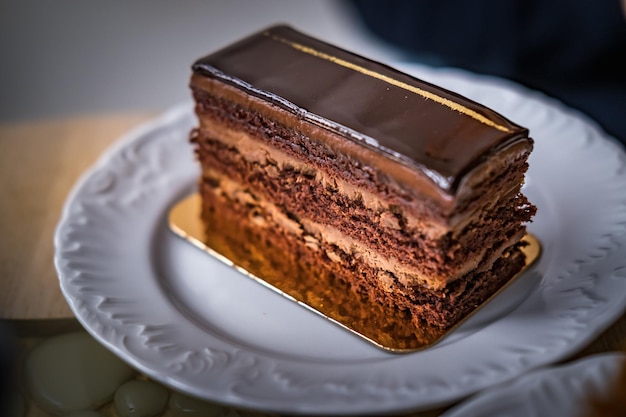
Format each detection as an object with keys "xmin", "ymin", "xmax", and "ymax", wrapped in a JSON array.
[
  {"xmin": 1, "ymin": 113, "xmax": 625, "ymax": 416},
  {"xmin": 0, "ymin": 113, "xmax": 152, "ymax": 320}
]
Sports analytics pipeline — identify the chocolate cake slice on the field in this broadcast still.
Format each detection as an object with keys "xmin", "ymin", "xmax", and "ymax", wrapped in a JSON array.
[{"xmin": 189, "ymin": 25, "xmax": 536, "ymax": 341}]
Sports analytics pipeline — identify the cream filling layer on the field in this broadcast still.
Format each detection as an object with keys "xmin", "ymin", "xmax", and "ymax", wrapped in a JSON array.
[{"xmin": 198, "ymin": 120, "xmax": 456, "ymax": 238}]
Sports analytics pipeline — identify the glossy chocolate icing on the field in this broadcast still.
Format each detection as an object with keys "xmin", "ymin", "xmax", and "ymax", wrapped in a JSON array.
[{"xmin": 192, "ymin": 25, "xmax": 530, "ymax": 193}]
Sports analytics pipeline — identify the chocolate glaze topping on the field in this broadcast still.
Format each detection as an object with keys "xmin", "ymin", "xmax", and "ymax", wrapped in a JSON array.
[{"xmin": 192, "ymin": 25, "xmax": 530, "ymax": 193}]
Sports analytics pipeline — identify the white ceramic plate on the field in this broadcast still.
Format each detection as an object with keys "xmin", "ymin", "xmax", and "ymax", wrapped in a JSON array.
[
  {"xmin": 55, "ymin": 63, "xmax": 626, "ymax": 415},
  {"xmin": 442, "ymin": 353, "xmax": 626, "ymax": 417}
]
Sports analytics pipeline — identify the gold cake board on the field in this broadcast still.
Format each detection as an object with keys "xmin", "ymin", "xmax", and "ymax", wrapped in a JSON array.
[{"xmin": 168, "ymin": 193, "xmax": 541, "ymax": 353}]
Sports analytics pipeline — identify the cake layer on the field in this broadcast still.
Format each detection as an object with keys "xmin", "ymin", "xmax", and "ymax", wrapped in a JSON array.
[
  {"xmin": 193, "ymin": 127, "xmax": 531, "ymax": 290},
  {"xmin": 190, "ymin": 83, "xmax": 535, "ymax": 289}
]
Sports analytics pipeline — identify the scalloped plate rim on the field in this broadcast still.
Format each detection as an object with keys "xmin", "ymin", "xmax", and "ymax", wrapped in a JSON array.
[
  {"xmin": 54, "ymin": 63, "xmax": 626, "ymax": 415},
  {"xmin": 441, "ymin": 352, "xmax": 626, "ymax": 417}
]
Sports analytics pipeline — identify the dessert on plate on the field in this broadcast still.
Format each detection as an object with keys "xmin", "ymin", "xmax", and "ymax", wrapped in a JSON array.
[{"xmin": 188, "ymin": 25, "xmax": 536, "ymax": 348}]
